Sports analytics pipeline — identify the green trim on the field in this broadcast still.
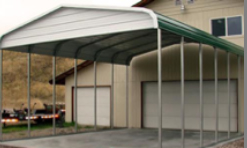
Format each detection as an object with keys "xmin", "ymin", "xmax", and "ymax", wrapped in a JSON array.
[{"xmin": 156, "ymin": 13, "xmax": 244, "ymax": 56}]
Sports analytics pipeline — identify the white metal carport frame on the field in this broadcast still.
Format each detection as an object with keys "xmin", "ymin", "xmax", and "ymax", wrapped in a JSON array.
[{"xmin": 0, "ymin": 5, "xmax": 244, "ymax": 148}]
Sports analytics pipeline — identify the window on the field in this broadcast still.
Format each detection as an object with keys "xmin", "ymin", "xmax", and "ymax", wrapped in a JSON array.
[
  {"xmin": 211, "ymin": 16, "xmax": 243, "ymax": 37},
  {"xmin": 176, "ymin": 0, "xmax": 182, "ymax": 6},
  {"xmin": 227, "ymin": 16, "xmax": 242, "ymax": 36},
  {"xmin": 212, "ymin": 19, "xmax": 226, "ymax": 37}
]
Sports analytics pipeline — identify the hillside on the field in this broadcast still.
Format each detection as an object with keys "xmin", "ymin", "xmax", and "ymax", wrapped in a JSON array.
[{"xmin": 2, "ymin": 51, "xmax": 81, "ymax": 110}]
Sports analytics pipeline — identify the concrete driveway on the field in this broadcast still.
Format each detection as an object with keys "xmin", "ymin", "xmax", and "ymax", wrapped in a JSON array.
[{"xmin": 2, "ymin": 129, "xmax": 238, "ymax": 148}]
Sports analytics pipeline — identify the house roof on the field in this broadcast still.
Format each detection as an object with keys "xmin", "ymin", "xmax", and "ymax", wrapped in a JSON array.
[{"xmin": 49, "ymin": 60, "xmax": 93, "ymax": 85}]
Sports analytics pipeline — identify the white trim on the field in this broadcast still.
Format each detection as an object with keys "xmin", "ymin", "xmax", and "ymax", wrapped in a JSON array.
[
  {"xmin": 210, "ymin": 15, "xmax": 244, "ymax": 38},
  {"xmin": 0, "ymin": 5, "xmax": 158, "ymax": 39}
]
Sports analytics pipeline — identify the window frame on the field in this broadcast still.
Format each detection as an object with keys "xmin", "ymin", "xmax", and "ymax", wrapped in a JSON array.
[{"xmin": 210, "ymin": 15, "xmax": 244, "ymax": 38}]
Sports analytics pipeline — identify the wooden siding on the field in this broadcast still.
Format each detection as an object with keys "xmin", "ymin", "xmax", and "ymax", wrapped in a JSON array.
[{"xmin": 146, "ymin": 0, "xmax": 244, "ymax": 46}]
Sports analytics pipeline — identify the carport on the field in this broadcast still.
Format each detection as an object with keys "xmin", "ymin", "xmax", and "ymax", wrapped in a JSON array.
[{"xmin": 0, "ymin": 5, "xmax": 244, "ymax": 148}]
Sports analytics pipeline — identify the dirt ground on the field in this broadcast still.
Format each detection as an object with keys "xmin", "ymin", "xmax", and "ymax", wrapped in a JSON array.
[
  {"xmin": 218, "ymin": 139, "xmax": 244, "ymax": 148},
  {"xmin": 1, "ymin": 126, "xmax": 101, "ymax": 141}
]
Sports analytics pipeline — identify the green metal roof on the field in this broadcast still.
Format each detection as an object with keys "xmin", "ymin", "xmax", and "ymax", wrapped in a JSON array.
[{"xmin": 157, "ymin": 13, "xmax": 244, "ymax": 56}]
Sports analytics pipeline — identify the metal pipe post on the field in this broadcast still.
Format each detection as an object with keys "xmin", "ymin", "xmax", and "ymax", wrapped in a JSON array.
[
  {"xmin": 199, "ymin": 43, "xmax": 204, "ymax": 147},
  {"xmin": 0, "ymin": 48, "xmax": 3, "ymax": 141},
  {"xmin": 74, "ymin": 59, "xmax": 78, "ymax": 132},
  {"xmin": 157, "ymin": 29, "xmax": 162, "ymax": 148},
  {"xmin": 111, "ymin": 64, "xmax": 114, "ymax": 129},
  {"xmin": 27, "ymin": 51, "xmax": 31, "ymax": 137},
  {"xmin": 52, "ymin": 56, "xmax": 56, "ymax": 135},
  {"xmin": 238, "ymin": 56, "xmax": 241, "ymax": 134},
  {"xmin": 94, "ymin": 61, "xmax": 97, "ymax": 130},
  {"xmin": 126, "ymin": 66, "xmax": 129, "ymax": 128},
  {"xmin": 180, "ymin": 37, "xmax": 185, "ymax": 148},
  {"xmin": 227, "ymin": 52, "xmax": 231, "ymax": 139},
  {"xmin": 214, "ymin": 48, "xmax": 219, "ymax": 142}
]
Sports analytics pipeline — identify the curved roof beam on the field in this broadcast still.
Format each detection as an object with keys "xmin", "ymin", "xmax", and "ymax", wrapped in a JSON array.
[
  {"xmin": 74, "ymin": 34, "xmax": 119, "ymax": 59},
  {"xmin": 94, "ymin": 31, "xmax": 155, "ymax": 61}
]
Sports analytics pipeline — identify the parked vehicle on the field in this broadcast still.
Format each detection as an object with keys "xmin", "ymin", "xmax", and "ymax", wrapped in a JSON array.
[
  {"xmin": 1, "ymin": 103, "xmax": 66, "ymax": 127},
  {"xmin": 2, "ymin": 109, "xmax": 20, "ymax": 127},
  {"xmin": 26, "ymin": 103, "xmax": 65, "ymax": 124}
]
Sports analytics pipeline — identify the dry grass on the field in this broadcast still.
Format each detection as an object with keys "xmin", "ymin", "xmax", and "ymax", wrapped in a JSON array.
[
  {"xmin": 218, "ymin": 138, "xmax": 244, "ymax": 148},
  {"xmin": 2, "ymin": 51, "xmax": 83, "ymax": 109}
]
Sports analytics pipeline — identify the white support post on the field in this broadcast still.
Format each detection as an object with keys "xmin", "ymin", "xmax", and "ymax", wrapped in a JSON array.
[
  {"xmin": 111, "ymin": 64, "xmax": 114, "ymax": 129},
  {"xmin": 237, "ymin": 56, "xmax": 241, "ymax": 134},
  {"xmin": 180, "ymin": 37, "xmax": 185, "ymax": 148},
  {"xmin": 126, "ymin": 66, "xmax": 129, "ymax": 128},
  {"xmin": 199, "ymin": 43, "xmax": 204, "ymax": 147},
  {"xmin": 94, "ymin": 61, "xmax": 97, "ymax": 130},
  {"xmin": 157, "ymin": 29, "xmax": 162, "ymax": 148},
  {"xmin": 227, "ymin": 52, "xmax": 231, "ymax": 139},
  {"xmin": 74, "ymin": 59, "xmax": 78, "ymax": 132},
  {"xmin": 27, "ymin": 50, "xmax": 31, "ymax": 138},
  {"xmin": 0, "ymin": 48, "xmax": 2, "ymax": 141},
  {"xmin": 52, "ymin": 56, "xmax": 56, "ymax": 135},
  {"xmin": 214, "ymin": 48, "xmax": 219, "ymax": 142}
]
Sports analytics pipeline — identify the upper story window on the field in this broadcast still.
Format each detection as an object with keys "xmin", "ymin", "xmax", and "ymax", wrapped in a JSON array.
[{"xmin": 211, "ymin": 16, "xmax": 243, "ymax": 37}]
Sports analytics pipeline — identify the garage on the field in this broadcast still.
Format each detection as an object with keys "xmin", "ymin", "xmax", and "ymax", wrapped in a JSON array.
[
  {"xmin": 0, "ymin": 4, "xmax": 244, "ymax": 148},
  {"xmin": 143, "ymin": 80, "xmax": 238, "ymax": 132},
  {"xmin": 75, "ymin": 87, "xmax": 111, "ymax": 127}
]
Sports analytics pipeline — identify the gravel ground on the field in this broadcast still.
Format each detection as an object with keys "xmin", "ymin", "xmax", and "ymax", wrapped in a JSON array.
[{"xmin": 218, "ymin": 139, "xmax": 244, "ymax": 148}]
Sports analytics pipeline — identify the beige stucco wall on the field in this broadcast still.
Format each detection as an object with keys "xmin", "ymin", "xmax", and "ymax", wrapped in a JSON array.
[{"xmin": 65, "ymin": 0, "xmax": 244, "ymax": 133}]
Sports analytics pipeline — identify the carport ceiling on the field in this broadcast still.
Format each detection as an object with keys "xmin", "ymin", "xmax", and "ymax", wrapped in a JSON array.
[{"xmin": 0, "ymin": 5, "xmax": 244, "ymax": 65}]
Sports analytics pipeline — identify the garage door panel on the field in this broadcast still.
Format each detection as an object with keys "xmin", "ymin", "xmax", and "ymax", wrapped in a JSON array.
[
  {"xmin": 77, "ymin": 87, "xmax": 110, "ymax": 126},
  {"xmin": 218, "ymin": 93, "xmax": 237, "ymax": 104},
  {"xmin": 78, "ymin": 117, "xmax": 94, "ymax": 125},
  {"xmin": 96, "ymin": 98, "xmax": 110, "ymax": 105},
  {"xmin": 78, "ymin": 108, "xmax": 94, "ymax": 115},
  {"xmin": 97, "ymin": 117, "xmax": 110, "ymax": 126},
  {"xmin": 143, "ymin": 80, "xmax": 237, "ymax": 132},
  {"xmin": 185, "ymin": 118, "xmax": 200, "ymax": 129},
  {"xmin": 218, "ymin": 104, "xmax": 237, "ymax": 118},
  {"xmin": 145, "ymin": 104, "xmax": 182, "ymax": 117},
  {"xmin": 218, "ymin": 118, "xmax": 237, "ymax": 131},
  {"xmin": 185, "ymin": 105, "xmax": 200, "ymax": 117},
  {"xmin": 162, "ymin": 117, "xmax": 182, "ymax": 129},
  {"xmin": 144, "ymin": 117, "xmax": 182, "ymax": 129},
  {"xmin": 205, "ymin": 118, "xmax": 237, "ymax": 131}
]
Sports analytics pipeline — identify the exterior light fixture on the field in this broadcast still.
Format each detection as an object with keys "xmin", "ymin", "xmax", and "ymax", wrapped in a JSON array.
[{"xmin": 181, "ymin": 4, "xmax": 185, "ymax": 11}]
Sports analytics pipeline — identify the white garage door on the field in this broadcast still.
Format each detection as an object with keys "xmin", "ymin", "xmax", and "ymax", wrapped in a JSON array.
[
  {"xmin": 143, "ymin": 80, "xmax": 237, "ymax": 132},
  {"xmin": 77, "ymin": 87, "xmax": 110, "ymax": 126}
]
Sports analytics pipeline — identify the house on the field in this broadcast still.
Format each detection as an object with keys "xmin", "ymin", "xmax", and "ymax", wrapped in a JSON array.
[{"xmin": 50, "ymin": 0, "xmax": 244, "ymax": 134}]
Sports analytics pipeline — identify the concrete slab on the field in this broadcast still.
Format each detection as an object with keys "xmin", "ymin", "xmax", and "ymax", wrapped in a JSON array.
[{"xmin": 1, "ymin": 129, "xmax": 238, "ymax": 148}]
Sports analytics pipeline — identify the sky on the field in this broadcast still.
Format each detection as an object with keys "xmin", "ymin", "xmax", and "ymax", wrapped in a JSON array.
[{"xmin": 0, "ymin": 0, "xmax": 140, "ymax": 35}]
